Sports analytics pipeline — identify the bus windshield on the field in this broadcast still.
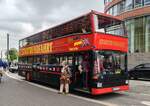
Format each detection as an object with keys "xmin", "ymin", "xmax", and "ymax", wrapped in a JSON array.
[
  {"xmin": 94, "ymin": 14, "xmax": 126, "ymax": 36},
  {"xmin": 94, "ymin": 51, "xmax": 126, "ymax": 75}
]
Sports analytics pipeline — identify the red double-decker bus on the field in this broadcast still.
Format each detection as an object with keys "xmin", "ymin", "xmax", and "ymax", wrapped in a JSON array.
[{"xmin": 18, "ymin": 10, "xmax": 129, "ymax": 95}]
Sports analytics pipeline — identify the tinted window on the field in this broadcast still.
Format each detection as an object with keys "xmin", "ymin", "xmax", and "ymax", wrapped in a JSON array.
[
  {"xmin": 125, "ymin": 0, "xmax": 133, "ymax": 10},
  {"xmin": 144, "ymin": 0, "xmax": 150, "ymax": 5},
  {"xmin": 144, "ymin": 64, "xmax": 150, "ymax": 68},
  {"xmin": 134, "ymin": 0, "xmax": 143, "ymax": 8}
]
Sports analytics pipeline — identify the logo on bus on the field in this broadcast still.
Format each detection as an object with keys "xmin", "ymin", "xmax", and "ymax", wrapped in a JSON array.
[{"xmin": 74, "ymin": 38, "xmax": 90, "ymax": 47}]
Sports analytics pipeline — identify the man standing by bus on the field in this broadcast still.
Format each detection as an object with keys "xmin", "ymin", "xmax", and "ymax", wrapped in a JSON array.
[
  {"xmin": 78, "ymin": 54, "xmax": 90, "ymax": 88},
  {"xmin": 59, "ymin": 61, "xmax": 71, "ymax": 94}
]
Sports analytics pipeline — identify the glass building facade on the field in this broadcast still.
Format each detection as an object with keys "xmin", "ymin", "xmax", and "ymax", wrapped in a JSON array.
[{"xmin": 104, "ymin": 0, "xmax": 150, "ymax": 53}]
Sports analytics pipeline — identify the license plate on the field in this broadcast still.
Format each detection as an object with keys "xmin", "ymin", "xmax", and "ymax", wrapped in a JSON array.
[{"xmin": 112, "ymin": 87, "xmax": 120, "ymax": 91}]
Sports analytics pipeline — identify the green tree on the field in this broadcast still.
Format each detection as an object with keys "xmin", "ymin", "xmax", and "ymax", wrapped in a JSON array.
[{"xmin": 6, "ymin": 48, "xmax": 18, "ymax": 62}]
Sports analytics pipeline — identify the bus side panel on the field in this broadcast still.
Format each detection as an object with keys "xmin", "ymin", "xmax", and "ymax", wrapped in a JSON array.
[
  {"xmin": 94, "ymin": 33, "xmax": 128, "ymax": 52},
  {"xmin": 32, "ymin": 71, "xmax": 60, "ymax": 87},
  {"xmin": 18, "ymin": 69, "xmax": 26, "ymax": 77}
]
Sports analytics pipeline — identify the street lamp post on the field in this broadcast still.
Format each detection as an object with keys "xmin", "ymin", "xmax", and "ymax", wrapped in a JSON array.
[{"xmin": 7, "ymin": 33, "xmax": 9, "ymax": 68}]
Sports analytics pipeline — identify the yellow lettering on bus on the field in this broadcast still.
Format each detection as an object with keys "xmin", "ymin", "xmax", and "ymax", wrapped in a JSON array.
[
  {"xmin": 49, "ymin": 42, "xmax": 53, "ymax": 52},
  {"xmin": 74, "ymin": 41, "xmax": 83, "ymax": 46},
  {"xmin": 20, "ymin": 42, "xmax": 53, "ymax": 56},
  {"xmin": 99, "ymin": 39, "xmax": 126, "ymax": 48},
  {"xmin": 69, "ymin": 47, "xmax": 78, "ymax": 51}
]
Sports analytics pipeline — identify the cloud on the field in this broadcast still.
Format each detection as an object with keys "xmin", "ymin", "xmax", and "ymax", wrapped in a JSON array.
[{"xmin": 0, "ymin": 0, "xmax": 104, "ymax": 50}]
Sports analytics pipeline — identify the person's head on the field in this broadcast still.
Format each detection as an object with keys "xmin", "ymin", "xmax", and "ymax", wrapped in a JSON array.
[
  {"xmin": 61, "ymin": 60, "xmax": 67, "ymax": 67},
  {"xmin": 68, "ymin": 59, "xmax": 73, "ymax": 65}
]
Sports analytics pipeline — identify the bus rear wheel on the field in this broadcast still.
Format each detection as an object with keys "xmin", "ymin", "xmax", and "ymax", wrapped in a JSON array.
[{"xmin": 26, "ymin": 72, "xmax": 32, "ymax": 81}]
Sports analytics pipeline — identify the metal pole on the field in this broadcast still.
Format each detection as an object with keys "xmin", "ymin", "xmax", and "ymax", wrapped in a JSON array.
[
  {"xmin": 7, "ymin": 33, "xmax": 9, "ymax": 68},
  {"xmin": 1, "ymin": 50, "xmax": 2, "ymax": 60}
]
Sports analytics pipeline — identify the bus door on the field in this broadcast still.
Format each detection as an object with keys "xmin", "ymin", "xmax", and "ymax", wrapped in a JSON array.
[{"xmin": 74, "ymin": 53, "xmax": 91, "ymax": 89}]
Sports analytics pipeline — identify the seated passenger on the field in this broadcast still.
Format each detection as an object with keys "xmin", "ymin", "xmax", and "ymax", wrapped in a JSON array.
[{"xmin": 103, "ymin": 57, "xmax": 112, "ymax": 69}]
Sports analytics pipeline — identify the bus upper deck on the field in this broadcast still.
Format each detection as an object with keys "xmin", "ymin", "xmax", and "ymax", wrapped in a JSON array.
[{"xmin": 19, "ymin": 10, "xmax": 126, "ymax": 49}]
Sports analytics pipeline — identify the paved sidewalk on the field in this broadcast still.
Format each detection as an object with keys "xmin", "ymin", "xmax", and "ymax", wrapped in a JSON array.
[{"xmin": 5, "ymin": 71, "xmax": 24, "ymax": 81}]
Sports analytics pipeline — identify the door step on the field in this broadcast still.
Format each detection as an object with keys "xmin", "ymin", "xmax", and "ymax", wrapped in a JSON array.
[{"xmin": 74, "ymin": 88, "xmax": 90, "ymax": 93}]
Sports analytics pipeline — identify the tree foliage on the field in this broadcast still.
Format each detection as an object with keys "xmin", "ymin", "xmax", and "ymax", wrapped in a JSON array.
[{"xmin": 5, "ymin": 48, "xmax": 18, "ymax": 61}]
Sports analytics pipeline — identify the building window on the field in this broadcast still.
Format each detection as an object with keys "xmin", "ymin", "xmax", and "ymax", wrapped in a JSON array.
[
  {"xmin": 134, "ymin": 0, "xmax": 143, "ymax": 8},
  {"xmin": 134, "ymin": 17, "xmax": 145, "ymax": 52},
  {"xmin": 104, "ymin": 0, "xmax": 106, "ymax": 4},
  {"xmin": 105, "ymin": 0, "xmax": 112, "ymax": 5},
  {"xmin": 118, "ymin": 1, "xmax": 125, "ymax": 13},
  {"xmin": 125, "ymin": 21, "xmax": 131, "ymax": 53},
  {"xmin": 144, "ymin": 0, "xmax": 150, "ymax": 5},
  {"xmin": 125, "ymin": 0, "xmax": 133, "ymax": 10},
  {"xmin": 113, "ymin": 5, "xmax": 118, "ymax": 16},
  {"xmin": 145, "ymin": 16, "xmax": 150, "ymax": 52},
  {"xmin": 125, "ymin": 19, "xmax": 135, "ymax": 53},
  {"xmin": 109, "ymin": 7, "xmax": 113, "ymax": 15}
]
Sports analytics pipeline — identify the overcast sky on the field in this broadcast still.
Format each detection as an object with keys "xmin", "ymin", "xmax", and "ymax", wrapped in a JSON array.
[{"xmin": 0, "ymin": 0, "xmax": 104, "ymax": 52}]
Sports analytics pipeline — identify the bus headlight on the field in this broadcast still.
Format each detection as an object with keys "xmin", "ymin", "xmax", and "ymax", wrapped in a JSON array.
[
  {"xmin": 97, "ymin": 82, "xmax": 102, "ymax": 87},
  {"xmin": 125, "ymin": 80, "xmax": 129, "ymax": 84}
]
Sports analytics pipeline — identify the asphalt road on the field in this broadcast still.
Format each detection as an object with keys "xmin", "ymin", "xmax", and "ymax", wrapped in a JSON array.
[
  {"xmin": 93, "ymin": 80, "xmax": 150, "ymax": 106},
  {"xmin": 1, "ymin": 73, "xmax": 150, "ymax": 106},
  {"xmin": 0, "ymin": 75, "xmax": 105, "ymax": 106}
]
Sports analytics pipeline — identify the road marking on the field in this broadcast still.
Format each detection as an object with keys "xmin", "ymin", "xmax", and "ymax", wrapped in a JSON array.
[
  {"xmin": 6, "ymin": 72, "xmax": 118, "ymax": 106},
  {"xmin": 120, "ymin": 91, "xmax": 150, "ymax": 97},
  {"xmin": 141, "ymin": 93, "xmax": 150, "ymax": 97},
  {"xmin": 5, "ymin": 72, "xmax": 23, "ymax": 81},
  {"xmin": 141, "ymin": 101, "xmax": 150, "ymax": 106}
]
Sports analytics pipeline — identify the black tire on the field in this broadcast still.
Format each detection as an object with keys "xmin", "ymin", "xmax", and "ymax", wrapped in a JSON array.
[
  {"xmin": 133, "ymin": 77, "xmax": 138, "ymax": 80},
  {"xmin": 128, "ymin": 74, "xmax": 133, "ymax": 80}
]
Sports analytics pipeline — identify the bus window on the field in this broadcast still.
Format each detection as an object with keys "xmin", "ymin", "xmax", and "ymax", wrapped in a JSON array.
[
  {"xmin": 35, "ymin": 56, "xmax": 41, "ymax": 64},
  {"xmin": 21, "ymin": 39, "xmax": 28, "ymax": 47},
  {"xmin": 19, "ymin": 57, "xmax": 27, "ymax": 64},
  {"xmin": 27, "ymin": 57, "xmax": 34, "ymax": 64},
  {"xmin": 49, "ymin": 56, "xmax": 58, "ymax": 65},
  {"xmin": 94, "ymin": 51, "xmax": 126, "ymax": 75},
  {"xmin": 75, "ymin": 55, "xmax": 83, "ymax": 66},
  {"xmin": 93, "ymin": 14, "xmax": 126, "ymax": 36},
  {"xmin": 79, "ymin": 56, "xmax": 83, "ymax": 65},
  {"xmin": 75, "ymin": 56, "xmax": 78, "ymax": 65},
  {"xmin": 68, "ymin": 56, "xmax": 73, "ymax": 66},
  {"xmin": 41, "ymin": 55, "xmax": 48, "ymax": 64},
  {"xmin": 64, "ymin": 56, "xmax": 68, "ymax": 62},
  {"xmin": 19, "ymin": 40, "xmax": 22, "ymax": 48},
  {"xmin": 59, "ymin": 57, "xmax": 64, "ymax": 65},
  {"xmin": 113, "ymin": 54, "xmax": 125, "ymax": 71}
]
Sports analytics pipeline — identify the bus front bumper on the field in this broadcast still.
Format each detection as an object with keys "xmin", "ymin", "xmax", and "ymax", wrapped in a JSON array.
[{"xmin": 91, "ymin": 85, "xmax": 129, "ymax": 95}]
